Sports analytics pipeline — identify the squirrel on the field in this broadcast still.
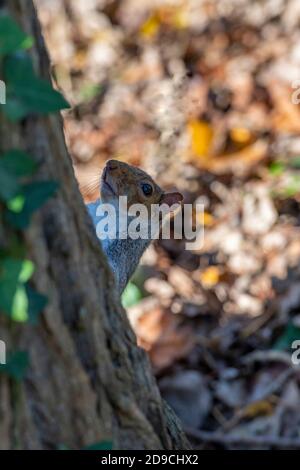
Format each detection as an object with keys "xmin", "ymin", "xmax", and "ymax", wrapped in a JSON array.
[{"xmin": 86, "ymin": 159, "xmax": 183, "ymax": 293}]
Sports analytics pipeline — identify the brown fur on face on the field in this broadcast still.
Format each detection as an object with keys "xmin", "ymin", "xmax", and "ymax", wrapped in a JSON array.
[{"xmin": 100, "ymin": 159, "xmax": 165, "ymax": 209}]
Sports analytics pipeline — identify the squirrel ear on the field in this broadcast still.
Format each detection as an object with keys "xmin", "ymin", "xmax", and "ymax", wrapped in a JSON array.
[{"xmin": 160, "ymin": 192, "xmax": 183, "ymax": 209}]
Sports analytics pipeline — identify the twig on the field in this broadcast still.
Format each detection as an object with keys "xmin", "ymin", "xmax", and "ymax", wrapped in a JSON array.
[{"xmin": 185, "ymin": 428, "xmax": 300, "ymax": 449}]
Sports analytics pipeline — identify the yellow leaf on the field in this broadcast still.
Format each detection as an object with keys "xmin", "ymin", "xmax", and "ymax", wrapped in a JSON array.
[
  {"xmin": 200, "ymin": 266, "xmax": 220, "ymax": 288},
  {"xmin": 203, "ymin": 211, "xmax": 215, "ymax": 226},
  {"xmin": 188, "ymin": 119, "xmax": 213, "ymax": 158},
  {"xmin": 140, "ymin": 14, "xmax": 160, "ymax": 39},
  {"xmin": 172, "ymin": 8, "xmax": 188, "ymax": 29},
  {"xmin": 193, "ymin": 210, "xmax": 215, "ymax": 227},
  {"xmin": 242, "ymin": 400, "xmax": 274, "ymax": 418},
  {"xmin": 230, "ymin": 127, "xmax": 252, "ymax": 145}
]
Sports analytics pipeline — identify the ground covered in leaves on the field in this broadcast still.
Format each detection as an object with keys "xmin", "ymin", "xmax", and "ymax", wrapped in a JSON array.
[{"xmin": 37, "ymin": 0, "xmax": 300, "ymax": 449}]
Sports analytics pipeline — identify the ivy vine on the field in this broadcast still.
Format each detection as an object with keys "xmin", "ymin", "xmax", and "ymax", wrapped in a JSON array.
[{"xmin": 0, "ymin": 14, "xmax": 69, "ymax": 379}]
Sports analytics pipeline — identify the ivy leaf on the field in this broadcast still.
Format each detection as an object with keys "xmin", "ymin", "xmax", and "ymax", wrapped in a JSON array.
[
  {"xmin": 22, "ymin": 181, "xmax": 59, "ymax": 212},
  {"xmin": 1, "ymin": 94, "xmax": 30, "ymax": 121},
  {"xmin": 0, "ymin": 16, "xmax": 33, "ymax": 56},
  {"xmin": 7, "ymin": 194, "xmax": 25, "ymax": 213},
  {"xmin": 10, "ymin": 260, "xmax": 35, "ymax": 323},
  {"xmin": 11, "ymin": 284, "xmax": 28, "ymax": 322},
  {"xmin": 273, "ymin": 322, "xmax": 300, "ymax": 351},
  {"xmin": 2, "ymin": 51, "xmax": 70, "ymax": 120},
  {"xmin": 0, "ymin": 256, "xmax": 45, "ymax": 323},
  {"xmin": 6, "ymin": 180, "xmax": 59, "ymax": 229},
  {"xmin": 2, "ymin": 53, "xmax": 34, "ymax": 121},
  {"xmin": 0, "ymin": 258, "xmax": 23, "ymax": 316},
  {"xmin": 3, "ymin": 51, "xmax": 35, "ymax": 83},
  {"xmin": 83, "ymin": 441, "xmax": 113, "ymax": 451},
  {"xmin": 0, "ymin": 150, "xmax": 37, "ymax": 201},
  {"xmin": 0, "ymin": 351, "xmax": 29, "ymax": 381},
  {"xmin": 19, "ymin": 260, "xmax": 35, "ymax": 283},
  {"xmin": 10, "ymin": 78, "xmax": 70, "ymax": 115},
  {"xmin": 26, "ymin": 284, "xmax": 48, "ymax": 324},
  {"xmin": 0, "ymin": 167, "xmax": 20, "ymax": 201},
  {"xmin": 11, "ymin": 284, "xmax": 47, "ymax": 324},
  {"xmin": 121, "ymin": 282, "xmax": 142, "ymax": 308},
  {"xmin": 0, "ymin": 150, "xmax": 37, "ymax": 177},
  {"xmin": 0, "ymin": 259, "xmax": 34, "ymax": 321}
]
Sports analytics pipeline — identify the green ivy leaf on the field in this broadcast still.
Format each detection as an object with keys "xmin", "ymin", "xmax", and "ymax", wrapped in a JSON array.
[
  {"xmin": 6, "ymin": 180, "xmax": 59, "ymax": 229},
  {"xmin": 0, "ymin": 257, "xmax": 45, "ymax": 323},
  {"xmin": 1, "ymin": 45, "xmax": 70, "ymax": 121},
  {"xmin": 0, "ymin": 258, "xmax": 24, "ymax": 316},
  {"xmin": 25, "ymin": 284, "xmax": 48, "ymax": 324},
  {"xmin": 0, "ymin": 149, "xmax": 38, "ymax": 202},
  {"xmin": 3, "ymin": 51, "xmax": 35, "ymax": 83},
  {"xmin": 273, "ymin": 321, "xmax": 300, "ymax": 351},
  {"xmin": 0, "ymin": 258, "xmax": 35, "ymax": 320},
  {"xmin": 0, "ymin": 167, "xmax": 20, "ymax": 201},
  {"xmin": 10, "ymin": 78, "xmax": 70, "ymax": 115},
  {"xmin": 0, "ymin": 351, "xmax": 29, "ymax": 380},
  {"xmin": 19, "ymin": 260, "xmax": 34, "ymax": 283},
  {"xmin": 121, "ymin": 281, "xmax": 142, "ymax": 308},
  {"xmin": 0, "ymin": 150, "xmax": 37, "ymax": 177},
  {"xmin": 22, "ymin": 181, "xmax": 59, "ymax": 212},
  {"xmin": 7, "ymin": 195, "xmax": 25, "ymax": 213},
  {"xmin": 0, "ymin": 16, "xmax": 33, "ymax": 56},
  {"xmin": 2, "ymin": 51, "xmax": 70, "ymax": 120},
  {"xmin": 11, "ymin": 284, "xmax": 47, "ymax": 324},
  {"xmin": 11, "ymin": 284, "xmax": 28, "ymax": 322},
  {"xmin": 83, "ymin": 441, "xmax": 113, "ymax": 451},
  {"xmin": 1, "ymin": 94, "xmax": 30, "ymax": 121}
]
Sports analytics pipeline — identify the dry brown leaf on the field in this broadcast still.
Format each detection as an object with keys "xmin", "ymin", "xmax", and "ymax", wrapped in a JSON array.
[
  {"xmin": 269, "ymin": 81, "xmax": 300, "ymax": 133},
  {"xmin": 134, "ymin": 308, "xmax": 196, "ymax": 372},
  {"xmin": 199, "ymin": 140, "xmax": 268, "ymax": 174},
  {"xmin": 229, "ymin": 127, "xmax": 253, "ymax": 146}
]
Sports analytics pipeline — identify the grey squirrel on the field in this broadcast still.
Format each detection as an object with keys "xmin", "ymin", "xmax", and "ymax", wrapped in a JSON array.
[{"xmin": 87, "ymin": 160, "xmax": 183, "ymax": 293}]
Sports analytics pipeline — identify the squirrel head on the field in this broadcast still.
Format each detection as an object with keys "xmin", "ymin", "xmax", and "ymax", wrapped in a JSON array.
[{"xmin": 100, "ymin": 159, "xmax": 183, "ymax": 213}]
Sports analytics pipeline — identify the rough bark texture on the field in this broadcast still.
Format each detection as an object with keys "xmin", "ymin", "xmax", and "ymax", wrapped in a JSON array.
[{"xmin": 0, "ymin": 0, "xmax": 190, "ymax": 450}]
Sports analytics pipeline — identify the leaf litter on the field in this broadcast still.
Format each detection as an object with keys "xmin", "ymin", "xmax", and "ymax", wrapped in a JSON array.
[{"xmin": 37, "ymin": 0, "xmax": 300, "ymax": 448}]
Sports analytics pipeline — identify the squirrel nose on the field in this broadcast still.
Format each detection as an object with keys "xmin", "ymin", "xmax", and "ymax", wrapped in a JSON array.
[{"xmin": 106, "ymin": 160, "xmax": 119, "ymax": 171}]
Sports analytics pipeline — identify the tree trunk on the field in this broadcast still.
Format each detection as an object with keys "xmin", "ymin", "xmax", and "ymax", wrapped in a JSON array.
[{"xmin": 0, "ymin": 0, "xmax": 190, "ymax": 450}]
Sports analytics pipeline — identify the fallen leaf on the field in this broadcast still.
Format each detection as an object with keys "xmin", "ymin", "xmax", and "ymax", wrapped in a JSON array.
[
  {"xmin": 134, "ymin": 307, "xmax": 196, "ymax": 372},
  {"xmin": 188, "ymin": 119, "xmax": 214, "ymax": 158},
  {"xmin": 198, "ymin": 140, "xmax": 268, "ymax": 174},
  {"xmin": 140, "ymin": 14, "xmax": 160, "ymax": 39},
  {"xmin": 242, "ymin": 399, "xmax": 274, "ymax": 419},
  {"xmin": 230, "ymin": 127, "xmax": 252, "ymax": 145},
  {"xmin": 200, "ymin": 266, "xmax": 221, "ymax": 288}
]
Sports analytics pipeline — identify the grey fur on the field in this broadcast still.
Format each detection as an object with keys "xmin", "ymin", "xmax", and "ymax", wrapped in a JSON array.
[{"xmin": 87, "ymin": 199, "xmax": 151, "ymax": 293}]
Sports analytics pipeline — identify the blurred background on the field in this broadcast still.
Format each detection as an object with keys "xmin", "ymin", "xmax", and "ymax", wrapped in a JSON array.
[{"xmin": 35, "ymin": 0, "xmax": 300, "ymax": 448}]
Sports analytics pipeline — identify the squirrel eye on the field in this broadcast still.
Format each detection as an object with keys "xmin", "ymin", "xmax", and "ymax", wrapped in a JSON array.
[{"xmin": 141, "ymin": 183, "xmax": 153, "ymax": 196}]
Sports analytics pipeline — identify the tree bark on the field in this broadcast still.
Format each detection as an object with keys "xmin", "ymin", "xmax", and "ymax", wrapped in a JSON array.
[{"xmin": 0, "ymin": 0, "xmax": 190, "ymax": 450}]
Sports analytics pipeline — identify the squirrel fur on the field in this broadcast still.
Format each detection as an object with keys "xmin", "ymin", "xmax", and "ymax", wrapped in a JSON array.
[{"xmin": 87, "ymin": 160, "xmax": 183, "ymax": 293}]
